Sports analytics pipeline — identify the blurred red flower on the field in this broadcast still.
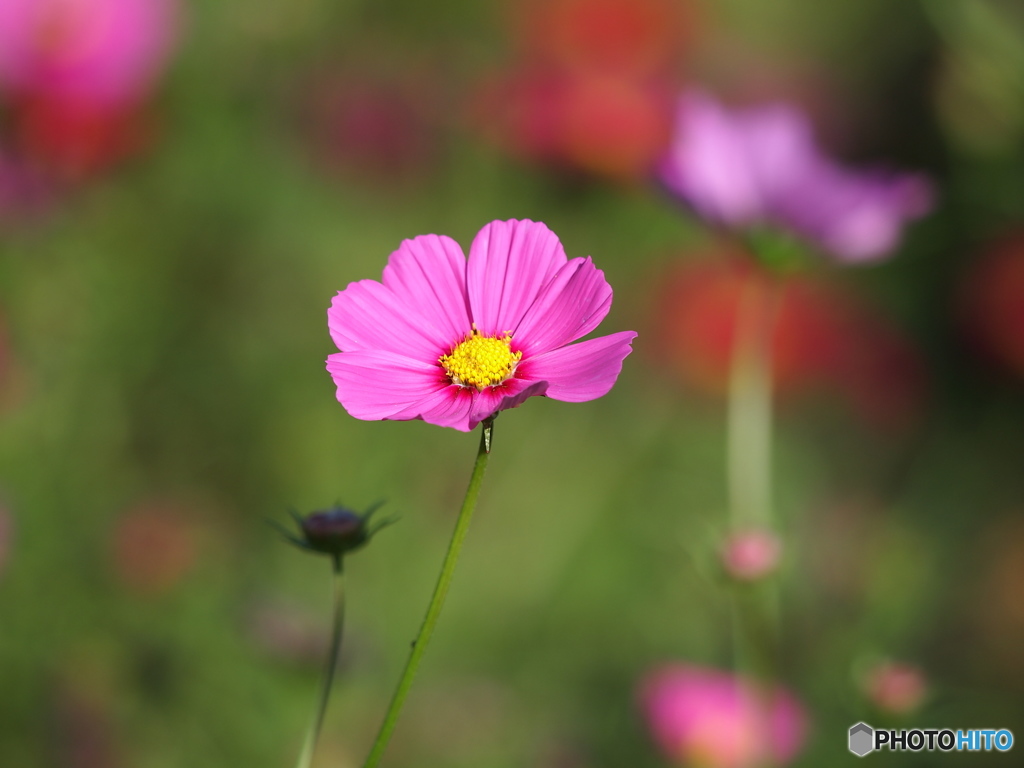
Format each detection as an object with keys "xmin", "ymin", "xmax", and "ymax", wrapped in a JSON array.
[
  {"xmin": 514, "ymin": 0, "xmax": 692, "ymax": 76},
  {"xmin": 557, "ymin": 72, "xmax": 673, "ymax": 180},
  {"xmin": 0, "ymin": 0, "xmax": 179, "ymax": 182},
  {"xmin": 110, "ymin": 501, "xmax": 198, "ymax": 595},
  {"xmin": 477, "ymin": 68, "xmax": 673, "ymax": 181},
  {"xmin": 12, "ymin": 95, "xmax": 155, "ymax": 180},
  {"xmin": 648, "ymin": 251, "xmax": 927, "ymax": 430},
  {"xmin": 961, "ymin": 232, "xmax": 1024, "ymax": 379},
  {"xmin": 650, "ymin": 254, "xmax": 848, "ymax": 396},
  {"xmin": 474, "ymin": 0, "xmax": 695, "ymax": 181}
]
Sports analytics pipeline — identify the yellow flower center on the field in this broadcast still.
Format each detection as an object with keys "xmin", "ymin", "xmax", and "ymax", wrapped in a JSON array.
[{"xmin": 440, "ymin": 328, "xmax": 521, "ymax": 390}]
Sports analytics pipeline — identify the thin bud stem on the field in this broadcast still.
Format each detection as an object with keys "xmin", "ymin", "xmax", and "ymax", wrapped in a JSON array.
[{"xmin": 295, "ymin": 555, "xmax": 346, "ymax": 768}]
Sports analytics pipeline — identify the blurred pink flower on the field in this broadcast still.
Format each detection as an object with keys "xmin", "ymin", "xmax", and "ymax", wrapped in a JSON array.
[
  {"xmin": 720, "ymin": 527, "xmax": 782, "ymax": 581},
  {"xmin": 0, "ymin": 144, "xmax": 51, "ymax": 221},
  {"xmin": 863, "ymin": 661, "xmax": 927, "ymax": 715},
  {"xmin": 640, "ymin": 664, "xmax": 808, "ymax": 768},
  {"xmin": 0, "ymin": 0, "xmax": 178, "ymax": 106},
  {"xmin": 659, "ymin": 91, "xmax": 932, "ymax": 262},
  {"xmin": 327, "ymin": 219, "xmax": 636, "ymax": 432}
]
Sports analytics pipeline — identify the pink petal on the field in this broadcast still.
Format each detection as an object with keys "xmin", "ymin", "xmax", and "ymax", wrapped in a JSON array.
[
  {"xmin": 741, "ymin": 104, "xmax": 819, "ymax": 206},
  {"xmin": 388, "ymin": 385, "xmax": 475, "ymax": 431},
  {"xmin": 770, "ymin": 689, "xmax": 810, "ymax": 764},
  {"xmin": 392, "ymin": 378, "xmax": 549, "ymax": 432},
  {"xmin": 521, "ymin": 331, "xmax": 636, "ymax": 402},
  {"xmin": 326, "ymin": 350, "xmax": 447, "ymax": 421},
  {"xmin": 659, "ymin": 92, "xmax": 766, "ymax": 225},
  {"xmin": 467, "ymin": 378, "xmax": 549, "ymax": 429},
  {"xmin": 467, "ymin": 219, "xmax": 568, "ymax": 337},
  {"xmin": 382, "ymin": 234, "xmax": 472, "ymax": 345},
  {"xmin": 779, "ymin": 169, "xmax": 933, "ymax": 262},
  {"xmin": 513, "ymin": 256, "xmax": 613, "ymax": 356},
  {"xmin": 328, "ymin": 278, "xmax": 449, "ymax": 360}
]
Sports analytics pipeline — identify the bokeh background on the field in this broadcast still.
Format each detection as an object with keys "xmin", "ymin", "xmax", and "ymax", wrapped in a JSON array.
[{"xmin": 2, "ymin": 0, "xmax": 1024, "ymax": 766}]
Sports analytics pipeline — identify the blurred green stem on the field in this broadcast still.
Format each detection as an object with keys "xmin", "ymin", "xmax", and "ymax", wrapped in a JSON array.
[
  {"xmin": 362, "ymin": 419, "xmax": 494, "ymax": 768},
  {"xmin": 728, "ymin": 272, "xmax": 776, "ymax": 529},
  {"xmin": 727, "ymin": 270, "xmax": 781, "ymax": 684},
  {"xmin": 295, "ymin": 555, "xmax": 345, "ymax": 768}
]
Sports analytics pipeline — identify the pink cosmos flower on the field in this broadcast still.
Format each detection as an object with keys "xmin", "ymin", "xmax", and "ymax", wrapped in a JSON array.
[
  {"xmin": 659, "ymin": 90, "xmax": 933, "ymax": 263},
  {"xmin": 326, "ymin": 219, "xmax": 636, "ymax": 432},
  {"xmin": 0, "ymin": 0, "xmax": 178, "ymax": 106},
  {"xmin": 640, "ymin": 664, "xmax": 808, "ymax": 768}
]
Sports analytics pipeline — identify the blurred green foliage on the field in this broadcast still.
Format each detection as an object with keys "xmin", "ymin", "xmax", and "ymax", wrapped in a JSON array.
[{"xmin": 2, "ymin": 0, "xmax": 1024, "ymax": 767}]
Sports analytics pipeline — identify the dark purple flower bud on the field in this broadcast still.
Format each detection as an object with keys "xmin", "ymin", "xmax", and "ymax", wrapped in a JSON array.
[
  {"xmin": 301, "ymin": 508, "xmax": 368, "ymax": 555},
  {"xmin": 272, "ymin": 502, "xmax": 391, "ymax": 559}
]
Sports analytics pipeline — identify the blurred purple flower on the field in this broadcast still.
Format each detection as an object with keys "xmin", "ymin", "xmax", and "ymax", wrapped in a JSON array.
[
  {"xmin": 658, "ymin": 91, "xmax": 932, "ymax": 262},
  {"xmin": 0, "ymin": 0, "xmax": 179, "ymax": 106},
  {"xmin": 640, "ymin": 664, "xmax": 808, "ymax": 768}
]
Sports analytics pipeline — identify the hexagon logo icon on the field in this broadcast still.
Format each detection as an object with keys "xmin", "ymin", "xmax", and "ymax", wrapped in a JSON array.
[{"xmin": 849, "ymin": 722, "xmax": 874, "ymax": 756}]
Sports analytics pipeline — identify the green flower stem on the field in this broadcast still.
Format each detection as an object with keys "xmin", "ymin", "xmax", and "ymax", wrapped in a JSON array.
[
  {"xmin": 295, "ymin": 555, "xmax": 346, "ymax": 768},
  {"xmin": 727, "ymin": 271, "xmax": 781, "ymax": 684},
  {"xmin": 362, "ymin": 419, "xmax": 494, "ymax": 768},
  {"xmin": 727, "ymin": 273, "xmax": 777, "ymax": 530}
]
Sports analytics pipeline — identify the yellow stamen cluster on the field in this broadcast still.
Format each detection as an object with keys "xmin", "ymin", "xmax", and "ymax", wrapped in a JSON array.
[{"xmin": 440, "ymin": 329, "xmax": 521, "ymax": 390}]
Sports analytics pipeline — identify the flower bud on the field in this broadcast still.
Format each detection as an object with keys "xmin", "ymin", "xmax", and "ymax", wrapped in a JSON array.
[
  {"xmin": 720, "ymin": 527, "xmax": 782, "ymax": 581},
  {"xmin": 302, "ymin": 508, "xmax": 369, "ymax": 555},
  {"xmin": 274, "ymin": 503, "xmax": 391, "ymax": 559}
]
